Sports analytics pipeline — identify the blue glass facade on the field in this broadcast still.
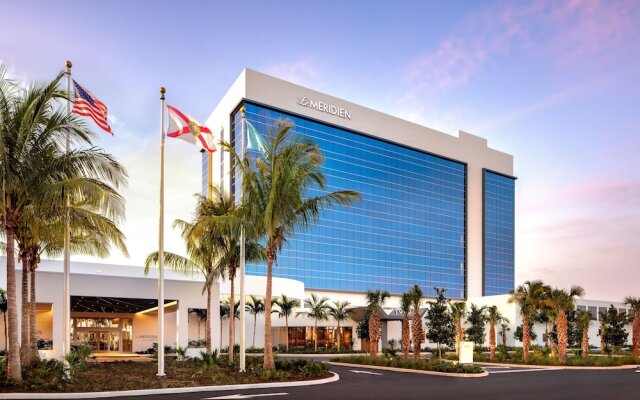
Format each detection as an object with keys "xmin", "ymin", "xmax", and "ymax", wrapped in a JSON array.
[
  {"xmin": 231, "ymin": 102, "xmax": 467, "ymax": 298},
  {"xmin": 483, "ymin": 170, "xmax": 515, "ymax": 296}
]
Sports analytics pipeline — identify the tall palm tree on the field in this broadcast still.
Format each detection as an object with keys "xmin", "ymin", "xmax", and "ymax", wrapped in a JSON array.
[
  {"xmin": 221, "ymin": 117, "xmax": 360, "ymax": 369},
  {"xmin": 508, "ymin": 280, "xmax": 549, "ymax": 362},
  {"xmin": 145, "ymin": 217, "xmax": 220, "ymax": 353},
  {"xmin": 246, "ymin": 295, "xmax": 265, "ymax": 348},
  {"xmin": 400, "ymin": 292, "xmax": 412, "ymax": 360},
  {"xmin": 20, "ymin": 197, "xmax": 127, "ymax": 365},
  {"xmin": 328, "ymin": 300, "xmax": 354, "ymax": 351},
  {"xmin": 409, "ymin": 285, "xmax": 424, "ymax": 361},
  {"xmin": 486, "ymin": 306, "xmax": 510, "ymax": 361},
  {"xmin": 576, "ymin": 310, "xmax": 591, "ymax": 358},
  {"xmin": 365, "ymin": 289, "xmax": 390, "ymax": 357},
  {"xmin": 0, "ymin": 66, "xmax": 127, "ymax": 380},
  {"xmin": 273, "ymin": 294, "xmax": 299, "ymax": 352},
  {"xmin": 624, "ymin": 297, "xmax": 640, "ymax": 358},
  {"xmin": 449, "ymin": 301, "xmax": 467, "ymax": 356},
  {"xmin": 0, "ymin": 288, "xmax": 7, "ymax": 350},
  {"xmin": 297, "ymin": 293, "xmax": 330, "ymax": 352},
  {"xmin": 543, "ymin": 286, "xmax": 584, "ymax": 364}
]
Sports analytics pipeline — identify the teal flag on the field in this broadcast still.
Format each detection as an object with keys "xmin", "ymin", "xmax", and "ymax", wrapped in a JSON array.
[{"xmin": 246, "ymin": 121, "xmax": 267, "ymax": 154}]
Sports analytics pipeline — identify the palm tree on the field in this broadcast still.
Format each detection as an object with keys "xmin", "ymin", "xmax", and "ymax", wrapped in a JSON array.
[
  {"xmin": 19, "ymin": 195, "xmax": 127, "ymax": 365},
  {"xmin": 246, "ymin": 295, "xmax": 265, "ymax": 348},
  {"xmin": 409, "ymin": 285, "xmax": 424, "ymax": 361},
  {"xmin": 499, "ymin": 323, "xmax": 510, "ymax": 347},
  {"xmin": 145, "ymin": 218, "xmax": 220, "ymax": 353},
  {"xmin": 624, "ymin": 297, "xmax": 640, "ymax": 358},
  {"xmin": 544, "ymin": 286, "xmax": 585, "ymax": 364},
  {"xmin": 328, "ymin": 301, "xmax": 354, "ymax": 351},
  {"xmin": 576, "ymin": 310, "xmax": 591, "ymax": 358},
  {"xmin": 365, "ymin": 289, "xmax": 390, "ymax": 357},
  {"xmin": 0, "ymin": 66, "xmax": 127, "ymax": 380},
  {"xmin": 219, "ymin": 302, "xmax": 230, "ymax": 350},
  {"xmin": 273, "ymin": 295, "xmax": 299, "ymax": 352},
  {"xmin": 221, "ymin": 117, "xmax": 360, "ymax": 369},
  {"xmin": 224, "ymin": 299, "xmax": 241, "ymax": 348},
  {"xmin": 508, "ymin": 280, "xmax": 549, "ymax": 362},
  {"xmin": 486, "ymin": 306, "xmax": 510, "ymax": 361},
  {"xmin": 297, "ymin": 293, "xmax": 331, "ymax": 352},
  {"xmin": 449, "ymin": 301, "xmax": 467, "ymax": 356},
  {"xmin": 0, "ymin": 288, "xmax": 7, "ymax": 350},
  {"xmin": 400, "ymin": 292, "xmax": 411, "ymax": 360},
  {"xmin": 189, "ymin": 309, "xmax": 208, "ymax": 342}
]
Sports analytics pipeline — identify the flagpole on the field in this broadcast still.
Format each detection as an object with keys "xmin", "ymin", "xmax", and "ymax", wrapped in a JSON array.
[
  {"xmin": 62, "ymin": 60, "xmax": 72, "ymax": 364},
  {"xmin": 157, "ymin": 86, "xmax": 166, "ymax": 377},
  {"xmin": 239, "ymin": 107, "xmax": 247, "ymax": 372}
]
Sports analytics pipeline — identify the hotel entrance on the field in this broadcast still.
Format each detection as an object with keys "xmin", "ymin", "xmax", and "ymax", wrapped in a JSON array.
[{"xmin": 71, "ymin": 317, "xmax": 133, "ymax": 352}]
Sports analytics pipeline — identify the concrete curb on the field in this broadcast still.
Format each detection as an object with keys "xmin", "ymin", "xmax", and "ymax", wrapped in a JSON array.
[
  {"xmin": 475, "ymin": 361, "xmax": 640, "ymax": 370},
  {"xmin": 328, "ymin": 362, "xmax": 488, "ymax": 378},
  {"xmin": 0, "ymin": 372, "xmax": 339, "ymax": 399}
]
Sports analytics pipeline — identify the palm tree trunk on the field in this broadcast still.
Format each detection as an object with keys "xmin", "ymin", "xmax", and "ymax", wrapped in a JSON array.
[
  {"xmin": 314, "ymin": 320, "xmax": 318, "ymax": 352},
  {"xmin": 402, "ymin": 316, "xmax": 409, "ymax": 360},
  {"xmin": 412, "ymin": 308, "xmax": 422, "ymax": 362},
  {"xmin": 489, "ymin": 321, "xmax": 496, "ymax": 361},
  {"xmin": 206, "ymin": 285, "xmax": 212, "ymax": 353},
  {"xmin": 557, "ymin": 310, "xmax": 568, "ymax": 364},
  {"xmin": 285, "ymin": 315, "xmax": 289, "ymax": 352},
  {"xmin": 29, "ymin": 264, "xmax": 39, "ymax": 364},
  {"xmin": 337, "ymin": 322, "xmax": 341, "ymax": 351},
  {"xmin": 632, "ymin": 316, "xmax": 639, "ymax": 358},
  {"xmin": 455, "ymin": 319, "xmax": 462, "ymax": 355},
  {"xmin": 20, "ymin": 255, "xmax": 29, "ymax": 365},
  {"xmin": 252, "ymin": 314, "xmax": 257, "ymax": 348},
  {"xmin": 6, "ymin": 227, "xmax": 23, "ymax": 381},
  {"xmin": 228, "ymin": 273, "xmax": 235, "ymax": 364},
  {"xmin": 581, "ymin": 327, "xmax": 589, "ymax": 358},
  {"xmin": 263, "ymin": 246, "xmax": 275, "ymax": 370},
  {"xmin": 522, "ymin": 316, "xmax": 530, "ymax": 362}
]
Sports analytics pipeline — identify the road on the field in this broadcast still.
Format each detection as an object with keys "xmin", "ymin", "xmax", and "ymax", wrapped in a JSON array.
[{"xmin": 101, "ymin": 364, "xmax": 639, "ymax": 400}]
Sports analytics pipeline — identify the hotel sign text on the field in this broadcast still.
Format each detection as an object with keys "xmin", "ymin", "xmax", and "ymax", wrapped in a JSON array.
[{"xmin": 297, "ymin": 96, "xmax": 351, "ymax": 120}]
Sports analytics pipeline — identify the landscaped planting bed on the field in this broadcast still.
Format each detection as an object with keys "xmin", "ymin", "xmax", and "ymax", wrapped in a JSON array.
[
  {"xmin": 333, "ymin": 355, "xmax": 484, "ymax": 374},
  {"xmin": 0, "ymin": 356, "xmax": 331, "ymax": 393},
  {"xmin": 475, "ymin": 353, "xmax": 640, "ymax": 367}
]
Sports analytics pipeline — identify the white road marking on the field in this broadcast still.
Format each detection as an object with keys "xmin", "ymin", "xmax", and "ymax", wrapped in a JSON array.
[
  {"xmin": 635, "ymin": 370, "xmax": 640, "ymax": 373},
  {"xmin": 350, "ymin": 369, "xmax": 383, "ymax": 375},
  {"xmin": 202, "ymin": 393, "xmax": 288, "ymax": 399},
  {"xmin": 482, "ymin": 366, "xmax": 512, "ymax": 369},
  {"xmin": 489, "ymin": 368, "xmax": 558, "ymax": 374}
]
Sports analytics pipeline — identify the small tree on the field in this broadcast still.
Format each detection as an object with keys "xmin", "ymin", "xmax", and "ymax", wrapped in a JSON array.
[
  {"xmin": 329, "ymin": 301, "xmax": 354, "ymax": 351},
  {"xmin": 356, "ymin": 307, "xmax": 371, "ymax": 350},
  {"xmin": 273, "ymin": 295, "xmax": 299, "ymax": 352},
  {"xmin": 246, "ymin": 296, "xmax": 265, "ymax": 348},
  {"xmin": 400, "ymin": 292, "xmax": 412, "ymax": 360},
  {"xmin": 465, "ymin": 304, "xmax": 488, "ymax": 349},
  {"xmin": 449, "ymin": 301, "xmax": 467, "ymax": 356},
  {"xmin": 499, "ymin": 323, "xmax": 510, "ymax": 347},
  {"xmin": 297, "ymin": 293, "xmax": 330, "ymax": 352},
  {"xmin": 486, "ymin": 306, "xmax": 509, "ymax": 361},
  {"xmin": 599, "ymin": 305, "xmax": 629, "ymax": 355},
  {"xmin": 425, "ymin": 287, "xmax": 455, "ymax": 360},
  {"xmin": 576, "ymin": 310, "xmax": 591, "ymax": 358},
  {"xmin": 624, "ymin": 297, "xmax": 640, "ymax": 358}
]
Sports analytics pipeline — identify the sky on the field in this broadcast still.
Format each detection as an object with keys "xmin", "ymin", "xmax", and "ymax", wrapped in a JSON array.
[{"xmin": 1, "ymin": 0, "xmax": 638, "ymax": 300}]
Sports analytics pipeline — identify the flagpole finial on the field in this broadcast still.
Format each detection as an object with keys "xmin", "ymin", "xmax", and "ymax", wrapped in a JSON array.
[
  {"xmin": 241, "ymin": 106, "xmax": 246, "ymax": 117},
  {"xmin": 65, "ymin": 60, "xmax": 72, "ymax": 71},
  {"xmin": 160, "ymin": 86, "xmax": 166, "ymax": 100}
]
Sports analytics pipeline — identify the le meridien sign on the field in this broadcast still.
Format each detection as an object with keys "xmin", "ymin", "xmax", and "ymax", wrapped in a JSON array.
[{"xmin": 297, "ymin": 96, "xmax": 351, "ymax": 120}]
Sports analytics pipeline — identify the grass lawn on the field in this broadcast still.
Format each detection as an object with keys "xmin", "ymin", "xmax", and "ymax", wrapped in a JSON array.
[
  {"xmin": 332, "ymin": 355, "xmax": 484, "ymax": 374},
  {"xmin": 0, "ymin": 356, "xmax": 331, "ymax": 393}
]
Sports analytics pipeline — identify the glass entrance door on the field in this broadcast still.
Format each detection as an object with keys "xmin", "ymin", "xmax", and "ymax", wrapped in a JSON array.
[{"xmin": 76, "ymin": 330, "xmax": 118, "ymax": 352}]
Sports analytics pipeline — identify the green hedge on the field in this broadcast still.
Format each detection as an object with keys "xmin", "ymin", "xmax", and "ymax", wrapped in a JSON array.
[{"xmin": 333, "ymin": 355, "xmax": 483, "ymax": 374}]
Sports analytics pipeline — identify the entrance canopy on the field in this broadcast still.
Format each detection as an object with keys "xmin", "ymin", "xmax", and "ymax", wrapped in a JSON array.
[{"xmin": 71, "ymin": 296, "xmax": 177, "ymax": 314}]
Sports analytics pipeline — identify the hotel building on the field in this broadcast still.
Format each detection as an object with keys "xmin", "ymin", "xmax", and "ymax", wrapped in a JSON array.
[{"xmin": 0, "ymin": 69, "xmax": 631, "ymax": 358}]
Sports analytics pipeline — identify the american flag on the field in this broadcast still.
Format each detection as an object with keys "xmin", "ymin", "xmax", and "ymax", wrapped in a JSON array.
[{"xmin": 71, "ymin": 80, "xmax": 112, "ymax": 134}]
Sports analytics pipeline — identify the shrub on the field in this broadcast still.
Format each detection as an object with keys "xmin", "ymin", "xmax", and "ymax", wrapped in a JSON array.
[
  {"xmin": 197, "ymin": 350, "xmax": 219, "ymax": 369},
  {"xmin": 333, "ymin": 355, "xmax": 483, "ymax": 374},
  {"xmin": 64, "ymin": 344, "xmax": 93, "ymax": 374},
  {"xmin": 175, "ymin": 345, "xmax": 188, "ymax": 361}
]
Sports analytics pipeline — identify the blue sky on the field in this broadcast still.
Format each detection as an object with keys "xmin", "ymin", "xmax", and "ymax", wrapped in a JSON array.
[{"xmin": 2, "ymin": 0, "xmax": 639, "ymax": 299}]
